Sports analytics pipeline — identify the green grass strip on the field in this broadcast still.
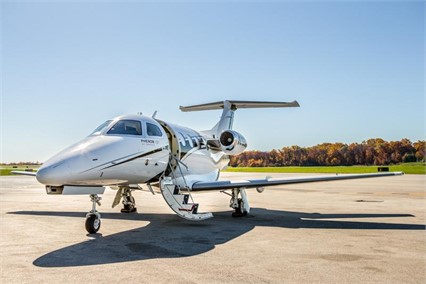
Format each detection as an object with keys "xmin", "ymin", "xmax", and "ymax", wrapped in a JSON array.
[{"xmin": 225, "ymin": 163, "xmax": 425, "ymax": 175}]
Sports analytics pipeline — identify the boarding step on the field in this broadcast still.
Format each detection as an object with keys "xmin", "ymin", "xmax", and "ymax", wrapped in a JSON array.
[{"xmin": 160, "ymin": 176, "xmax": 213, "ymax": 221}]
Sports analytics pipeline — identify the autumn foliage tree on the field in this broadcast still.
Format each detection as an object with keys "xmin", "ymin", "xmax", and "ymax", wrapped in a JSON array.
[{"xmin": 229, "ymin": 139, "xmax": 425, "ymax": 167}]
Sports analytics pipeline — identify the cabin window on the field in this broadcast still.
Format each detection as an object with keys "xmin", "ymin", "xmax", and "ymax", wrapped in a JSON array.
[
  {"xmin": 198, "ymin": 137, "xmax": 206, "ymax": 148},
  {"xmin": 146, "ymin": 123, "xmax": 163, "ymax": 137},
  {"xmin": 90, "ymin": 120, "xmax": 112, "ymax": 135},
  {"xmin": 107, "ymin": 120, "xmax": 142, "ymax": 136},
  {"xmin": 191, "ymin": 137, "xmax": 198, "ymax": 147}
]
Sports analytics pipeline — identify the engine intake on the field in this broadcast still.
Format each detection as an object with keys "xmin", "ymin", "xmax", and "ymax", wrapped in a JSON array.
[{"xmin": 219, "ymin": 130, "xmax": 247, "ymax": 155}]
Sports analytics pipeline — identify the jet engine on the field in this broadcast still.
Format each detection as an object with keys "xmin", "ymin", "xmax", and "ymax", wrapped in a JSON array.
[{"xmin": 219, "ymin": 130, "xmax": 247, "ymax": 155}]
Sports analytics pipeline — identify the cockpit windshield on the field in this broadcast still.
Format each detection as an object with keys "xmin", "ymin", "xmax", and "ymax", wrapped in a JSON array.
[
  {"xmin": 90, "ymin": 120, "xmax": 112, "ymax": 135},
  {"xmin": 107, "ymin": 120, "xmax": 142, "ymax": 136}
]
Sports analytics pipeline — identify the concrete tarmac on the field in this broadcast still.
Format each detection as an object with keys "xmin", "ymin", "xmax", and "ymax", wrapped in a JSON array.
[{"xmin": 0, "ymin": 173, "xmax": 425, "ymax": 283}]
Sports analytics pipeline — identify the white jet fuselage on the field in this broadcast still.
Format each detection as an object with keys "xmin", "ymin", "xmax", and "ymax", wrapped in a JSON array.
[{"xmin": 36, "ymin": 114, "xmax": 229, "ymax": 187}]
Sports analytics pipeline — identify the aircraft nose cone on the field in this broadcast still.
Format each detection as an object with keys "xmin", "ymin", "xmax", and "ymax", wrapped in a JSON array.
[
  {"xmin": 36, "ymin": 162, "xmax": 69, "ymax": 186},
  {"xmin": 36, "ymin": 167, "xmax": 50, "ymax": 185}
]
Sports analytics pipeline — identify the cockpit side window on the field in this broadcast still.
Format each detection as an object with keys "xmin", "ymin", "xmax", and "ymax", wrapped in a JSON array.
[
  {"xmin": 107, "ymin": 120, "xmax": 142, "ymax": 136},
  {"xmin": 90, "ymin": 120, "xmax": 112, "ymax": 135},
  {"xmin": 146, "ymin": 123, "xmax": 163, "ymax": 137}
]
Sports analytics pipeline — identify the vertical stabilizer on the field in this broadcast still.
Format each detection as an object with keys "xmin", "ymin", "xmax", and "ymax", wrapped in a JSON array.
[{"xmin": 208, "ymin": 100, "xmax": 235, "ymax": 138}]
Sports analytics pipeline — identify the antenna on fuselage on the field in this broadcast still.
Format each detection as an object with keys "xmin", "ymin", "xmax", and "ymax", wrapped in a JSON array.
[
  {"xmin": 137, "ymin": 112, "xmax": 143, "ymax": 116},
  {"xmin": 152, "ymin": 111, "xmax": 158, "ymax": 119}
]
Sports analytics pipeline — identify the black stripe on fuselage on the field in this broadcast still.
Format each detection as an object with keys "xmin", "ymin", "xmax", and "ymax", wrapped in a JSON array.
[
  {"xmin": 81, "ymin": 152, "xmax": 141, "ymax": 173},
  {"xmin": 100, "ymin": 148, "xmax": 164, "ymax": 170}
]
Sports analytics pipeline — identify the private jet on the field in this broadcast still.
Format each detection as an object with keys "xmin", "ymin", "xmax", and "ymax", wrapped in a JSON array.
[{"xmin": 13, "ymin": 100, "xmax": 403, "ymax": 234}]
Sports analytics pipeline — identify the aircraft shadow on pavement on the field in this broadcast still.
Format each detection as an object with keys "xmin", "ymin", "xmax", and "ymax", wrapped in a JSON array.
[{"xmin": 8, "ymin": 208, "xmax": 425, "ymax": 268}]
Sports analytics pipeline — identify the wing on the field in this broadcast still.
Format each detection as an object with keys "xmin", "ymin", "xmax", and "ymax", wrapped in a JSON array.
[
  {"xmin": 191, "ymin": 172, "xmax": 404, "ymax": 191},
  {"xmin": 11, "ymin": 171, "xmax": 37, "ymax": 177}
]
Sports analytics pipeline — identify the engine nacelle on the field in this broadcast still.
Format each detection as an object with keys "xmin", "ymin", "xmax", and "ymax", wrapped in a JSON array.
[{"xmin": 219, "ymin": 130, "xmax": 247, "ymax": 155}]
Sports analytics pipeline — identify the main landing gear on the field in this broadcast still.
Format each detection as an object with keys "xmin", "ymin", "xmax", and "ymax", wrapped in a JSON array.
[
  {"xmin": 112, "ymin": 186, "xmax": 137, "ymax": 213},
  {"xmin": 86, "ymin": 194, "xmax": 102, "ymax": 234},
  {"xmin": 229, "ymin": 188, "xmax": 250, "ymax": 217},
  {"xmin": 120, "ymin": 187, "xmax": 137, "ymax": 213}
]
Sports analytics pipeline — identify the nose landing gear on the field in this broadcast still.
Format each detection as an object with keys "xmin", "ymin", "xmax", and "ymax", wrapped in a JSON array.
[{"xmin": 85, "ymin": 194, "xmax": 102, "ymax": 234}]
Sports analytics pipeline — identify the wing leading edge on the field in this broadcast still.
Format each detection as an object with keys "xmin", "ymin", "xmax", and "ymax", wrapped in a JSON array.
[{"xmin": 191, "ymin": 172, "xmax": 404, "ymax": 191}]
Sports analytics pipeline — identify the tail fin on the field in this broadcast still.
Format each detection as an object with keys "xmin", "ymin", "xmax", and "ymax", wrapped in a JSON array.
[{"xmin": 180, "ymin": 100, "xmax": 300, "ymax": 138}]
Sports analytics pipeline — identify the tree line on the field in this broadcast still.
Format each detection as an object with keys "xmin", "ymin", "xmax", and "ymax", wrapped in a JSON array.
[
  {"xmin": 229, "ymin": 138, "xmax": 425, "ymax": 167},
  {"xmin": 0, "ymin": 162, "xmax": 41, "ymax": 166}
]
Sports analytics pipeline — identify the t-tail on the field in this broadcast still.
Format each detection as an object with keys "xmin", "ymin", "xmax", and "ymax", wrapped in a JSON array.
[{"xmin": 180, "ymin": 100, "xmax": 300, "ymax": 138}]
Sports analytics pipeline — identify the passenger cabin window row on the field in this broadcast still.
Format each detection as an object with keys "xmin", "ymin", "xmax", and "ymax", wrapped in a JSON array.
[
  {"xmin": 177, "ymin": 132, "xmax": 206, "ymax": 159},
  {"xmin": 177, "ymin": 133, "xmax": 206, "ymax": 149}
]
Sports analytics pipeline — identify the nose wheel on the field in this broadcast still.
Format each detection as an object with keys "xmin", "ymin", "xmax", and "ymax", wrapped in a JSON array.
[
  {"xmin": 85, "ymin": 213, "xmax": 101, "ymax": 233},
  {"xmin": 86, "ymin": 194, "xmax": 102, "ymax": 234}
]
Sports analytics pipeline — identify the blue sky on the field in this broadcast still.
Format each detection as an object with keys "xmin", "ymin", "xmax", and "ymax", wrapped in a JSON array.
[{"xmin": 1, "ymin": 1, "xmax": 424, "ymax": 163}]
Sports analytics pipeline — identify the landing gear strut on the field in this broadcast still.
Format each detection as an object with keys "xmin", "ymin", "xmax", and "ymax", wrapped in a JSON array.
[
  {"xmin": 230, "ymin": 188, "xmax": 250, "ymax": 217},
  {"xmin": 86, "ymin": 194, "xmax": 102, "ymax": 234},
  {"xmin": 121, "ymin": 187, "xmax": 137, "ymax": 213}
]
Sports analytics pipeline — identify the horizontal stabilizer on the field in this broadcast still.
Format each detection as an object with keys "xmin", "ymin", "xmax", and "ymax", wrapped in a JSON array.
[{"xmin": 180, "ymin": 100, "xmax": 300, "ymax": 112}]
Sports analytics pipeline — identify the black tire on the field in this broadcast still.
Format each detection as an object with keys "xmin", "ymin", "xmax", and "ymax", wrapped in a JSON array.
[
  {"xmin": 121, "ymin": 195, "xmax": 137, "ymax": 213},
  {"xmin": 121, "ymin": 204, "xmax": 137, "ymax": 213},
  {"xmin": 232, "ymin": 199, "xmax": 248, "ymax": 217},
  {"xmin": 85, "ymin": 214, "xmax": 101, "ymax": 234}
]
